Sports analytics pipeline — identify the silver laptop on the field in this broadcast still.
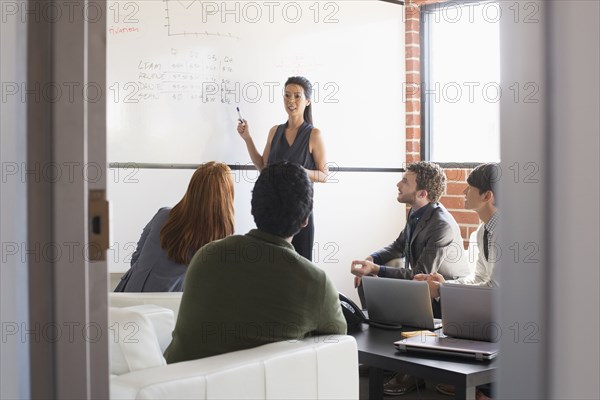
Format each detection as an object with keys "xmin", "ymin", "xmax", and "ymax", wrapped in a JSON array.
[
  {"xmin": 441, "ymin": 284, "xmax": 499, "ymax": 342},
  {"xmin": 394, "ymin": 284, "xmax": 499, "ymax": 360},
  {"xmin": 361, "ymin": 276, "xmax": 442, "ymax": 330},
  {"xmin": 394, "ymin": 331, "xmax": 499, "ymax": 360}
]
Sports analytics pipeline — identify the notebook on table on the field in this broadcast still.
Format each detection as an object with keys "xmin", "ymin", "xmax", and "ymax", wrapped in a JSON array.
[
  {"xmin": 394, "ymin": 284, "xmax": 499, "ymax": 361},
  {"xmin": 361, "ymin": 276, "xmax": 442, "ymax": 330}
]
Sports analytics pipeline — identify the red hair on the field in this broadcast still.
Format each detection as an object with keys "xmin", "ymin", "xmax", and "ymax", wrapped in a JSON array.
[{"xmin": 160, "ymin": 162, "xmax": 235, "ymax": 264}]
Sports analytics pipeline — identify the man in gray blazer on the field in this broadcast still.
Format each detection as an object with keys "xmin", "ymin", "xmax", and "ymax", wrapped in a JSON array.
[
  {"xmin": 350, "ymin": 161, "xmax": 471, "ymax": 395},
  {"xmin": 351, "ymin": 161, "xmax": 470, "ymax": 286}
]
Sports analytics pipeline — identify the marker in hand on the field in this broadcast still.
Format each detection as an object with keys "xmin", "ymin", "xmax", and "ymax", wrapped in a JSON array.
[{"xmin": 236, "ymin": 107, "xmax": 245, "ymax": 125}]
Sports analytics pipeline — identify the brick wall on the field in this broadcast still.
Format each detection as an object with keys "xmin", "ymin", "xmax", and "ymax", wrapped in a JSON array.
[
  {"xmin": 404, "ymin": 0, "xmax": 481, "ymax": 248},
  {"xmin": 404, "ymin": 1, "xmax": 421, "ymax": 164},
  {"xmin": 442, "ymin": 168, "xmax": 480, "ymax": 249}
]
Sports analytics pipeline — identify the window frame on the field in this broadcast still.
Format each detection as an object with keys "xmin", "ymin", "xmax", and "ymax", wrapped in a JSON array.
[{"xmin": 420, "ymin": 0, "xmax": 500, "ymax": 168}]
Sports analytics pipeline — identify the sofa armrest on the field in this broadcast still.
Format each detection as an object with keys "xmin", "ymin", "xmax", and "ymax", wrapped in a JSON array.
[{"xmin": 111, "ymin": 335, "xmax": 358, "ymax": 400}]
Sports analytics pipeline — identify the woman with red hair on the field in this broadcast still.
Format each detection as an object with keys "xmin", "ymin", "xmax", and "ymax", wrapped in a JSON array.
[{"xmin": 115, "ymin": 161, "xmax": 235, "ymax": 292}]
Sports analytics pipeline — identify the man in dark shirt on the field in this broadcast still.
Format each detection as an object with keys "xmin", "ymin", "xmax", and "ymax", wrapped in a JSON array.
[{"xmin": 164, "ymin": 161, "xmax": 346, "ymax": 363}]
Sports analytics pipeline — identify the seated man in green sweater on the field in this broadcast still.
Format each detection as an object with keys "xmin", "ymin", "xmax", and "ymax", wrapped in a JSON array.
[{"xmin": 164, "ymin": 161, "xmax": 346, "ymax": 363}]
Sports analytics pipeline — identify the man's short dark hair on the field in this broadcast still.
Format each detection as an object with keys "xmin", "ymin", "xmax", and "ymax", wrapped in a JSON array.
[
  {"xmin": 467, "ymin": 163, "xmax": 500, "ymax": 194},
  {"xmin": 251, "ymin": 161, "xmax": 313, "ymax": 238},
  {"xmin": 406, "ymin": 161, "xmax": 446, "ymax": 203}
]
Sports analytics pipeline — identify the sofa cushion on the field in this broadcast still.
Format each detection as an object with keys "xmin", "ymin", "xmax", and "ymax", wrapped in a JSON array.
[
  {"xmin": 109, "ymin": 292, "xmax": 183, "ymax": 317},
  {"xmin": 109, "ymin": 305, "xmax": 173, "ymax": 375},
  {"xmin": 129, "ymin": 304, "xmax": 175, "ymax": 352}
]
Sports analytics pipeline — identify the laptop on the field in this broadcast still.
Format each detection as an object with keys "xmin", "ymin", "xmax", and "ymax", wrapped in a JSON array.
[
  {"xmin": 361, "ymin": 276, "xmax": 442, "ymax": 330},
  {"xmin": 394, "ymin": 284, "xmax": 499, "ymax": 360},
  {"xmin": 441, "ymin": 284, "xmax": 499, "ymax": 342},
  {"xmin": 394, "ymin": 331, "xmax": 499, "ymax": 361}
]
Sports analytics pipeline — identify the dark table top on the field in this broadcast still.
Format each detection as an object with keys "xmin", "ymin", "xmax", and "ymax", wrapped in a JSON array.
[{"xmin": 349, "ymin": 323, "xmax": 496, "ymax": 385}]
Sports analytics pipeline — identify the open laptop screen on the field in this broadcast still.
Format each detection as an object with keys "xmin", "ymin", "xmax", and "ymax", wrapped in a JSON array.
[
  {"xmin": 362, "ymin": 277, "xmax": 441, "ymax": 330},
  {"xmin": 440, "ymin": 284, "xmax": 499, "ymax": 342}
]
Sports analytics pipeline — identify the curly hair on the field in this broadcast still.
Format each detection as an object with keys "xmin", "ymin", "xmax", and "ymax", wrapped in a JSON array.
[
  {"xmin": 406, "ymin": 161, "xmax": 446, "ymax": 203},
  {"xmin": 251, "ymin": 161, "xmax": 313, "ymax": 238}
]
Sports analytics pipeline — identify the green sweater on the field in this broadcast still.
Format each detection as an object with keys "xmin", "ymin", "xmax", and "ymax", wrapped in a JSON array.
[{"xmin": 164, "ymin": 229, "xmax": 347, "ymax": 363}]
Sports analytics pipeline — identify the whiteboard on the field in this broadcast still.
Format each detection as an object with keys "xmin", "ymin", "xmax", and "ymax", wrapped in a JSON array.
[{"xmin": 107, "ymin": 0, "xmax": 405, "ymax": 168}]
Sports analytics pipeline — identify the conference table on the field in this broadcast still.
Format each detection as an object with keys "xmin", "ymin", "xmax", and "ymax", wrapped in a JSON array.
[{"xmin": 350, "ymin": 324, "xmax": 497, "ymax": 399}]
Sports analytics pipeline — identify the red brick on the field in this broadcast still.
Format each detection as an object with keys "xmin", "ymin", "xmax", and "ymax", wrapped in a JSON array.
[
  {"xmin": 406, "ymin": 114, "xmax": 420, "ymax": 126},
  {"xmin": 405, "ymin": 4, "xmax": 420, "ymax": 21},
  {"xmin": 464, "ymin": 225, "xmax": 481, "ymax": 244},
  {"xmin": 466, "ymin": 225, "xmax": 479, "ymax": 239},
  {"xmin": 405, "ymin": 46, "xmax": 420, "ymax": 59},
  {"xmin": 406, "ymin": 140, "xmax": 421, "ymax": 153},
  {"xmin": 405, "ymin": 101, "xmax": 420, "ymax": 114},
  {"xmin": 404, "ymin": 82, "xmax": 420, "ymax": 98},
  {"xmin": 440, "ymin": 196, "xmax": 465, "ymax": 210},
  {"xmin": 406, "ymin": 59, "xmax": 420, "ymax": 72},
  {"xmin": 404, "ymin": 90, "xmax": 421, "ymax": 102},
  {"xmin": 451, "ymin": 210, "xmax": 481, "ymax": 225},
  {"xmin": 444, "ymin": 168, "xmax": 466, "ymax": 181},
  {"xmin": 406, "ymin": 75, "xmax": 421, "ymax": 87},
  {"xmin": 406, "ymin": 154, "xmax": 421, "ymax": 163},
  {"xmin": 406, "ymin": 19, "xmax": 420, "ymax": 35},
  {"xmin": 460, "ymin": 225, "xmax": 468, "ymax": 239},
  {"xmin": 406, "ymin": 127, "xmax": 420, "ymax": 140},
  {"xmin": 447, "ymin": 182, "xmax": 467, "ymax": 195},
  {"xmin": 463, "ymin": 226, "xmax": 473, "ymax": 241},
  {"xmin": 405, "ymin": 32, "xmax": 420, "ymax": 46}
]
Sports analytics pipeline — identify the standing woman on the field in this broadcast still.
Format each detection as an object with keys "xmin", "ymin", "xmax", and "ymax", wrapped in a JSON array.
[
  {"xmin": 114, "ymin": 162, "xmax": 235, "ymax": 292},
  {"xmin": 237, "ymin": 76, "xmax": 327, "ymax": 260}
]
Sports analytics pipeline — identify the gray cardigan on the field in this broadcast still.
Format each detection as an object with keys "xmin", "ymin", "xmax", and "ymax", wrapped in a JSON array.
[{"xmin": 114, "ymin": 207, "xmax": 188, "ymax": 292}]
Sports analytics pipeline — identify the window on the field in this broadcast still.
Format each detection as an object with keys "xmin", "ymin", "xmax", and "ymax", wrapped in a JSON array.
[{"xmin": 421, "ymin": 1, "xmax": 501, "ymax": 164}]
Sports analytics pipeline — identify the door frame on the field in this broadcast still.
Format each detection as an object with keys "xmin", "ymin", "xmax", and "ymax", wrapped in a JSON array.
[{"xmin": 27, "ymin": 0, "xmax": 109, "ymax": 397}]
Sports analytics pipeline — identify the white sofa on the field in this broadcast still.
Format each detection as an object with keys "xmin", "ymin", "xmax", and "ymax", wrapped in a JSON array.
[{"xmin": 109, "ymin": 292, "xmax": 359, "ymax": 399}]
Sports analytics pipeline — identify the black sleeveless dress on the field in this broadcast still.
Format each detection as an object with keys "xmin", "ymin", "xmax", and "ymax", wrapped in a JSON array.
[{"xmin": 267, "ymin": 121, "xmax": 316, "ymax": 261}]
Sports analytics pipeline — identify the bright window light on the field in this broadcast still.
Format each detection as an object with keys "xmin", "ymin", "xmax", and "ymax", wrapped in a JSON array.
[{"xmin": 423, "ymin": 1, "xmax": 501, "ymax": 163}]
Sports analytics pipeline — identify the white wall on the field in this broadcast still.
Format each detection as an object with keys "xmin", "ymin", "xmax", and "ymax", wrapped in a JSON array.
[{"xmin": 0, "ymin": 10, "xmax": 31, "ymax": 399}]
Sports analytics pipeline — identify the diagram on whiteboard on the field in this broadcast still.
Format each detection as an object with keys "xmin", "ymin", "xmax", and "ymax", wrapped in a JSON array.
[
  {"xmin": 162, "ymin": 0, "xmax": 350, "ymax": 39},
  {"xmin": 164, "ymin": 0, "xmax": 241, "ymax": 39}
]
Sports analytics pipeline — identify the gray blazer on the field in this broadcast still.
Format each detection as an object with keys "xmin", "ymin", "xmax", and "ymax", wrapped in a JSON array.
[
  {"xmin": 114, "ymin": 207, "xmax": 187, "ymax": 292},
  {"xmin": 372, "ymin": 203, "xmax": 470, "ymax": 280}
]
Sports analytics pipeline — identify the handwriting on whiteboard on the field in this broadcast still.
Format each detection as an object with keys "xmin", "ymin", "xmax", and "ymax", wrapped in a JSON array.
[{"xmin": 109, "ymin": 49, "xmax": 238, "ymax": 103}]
